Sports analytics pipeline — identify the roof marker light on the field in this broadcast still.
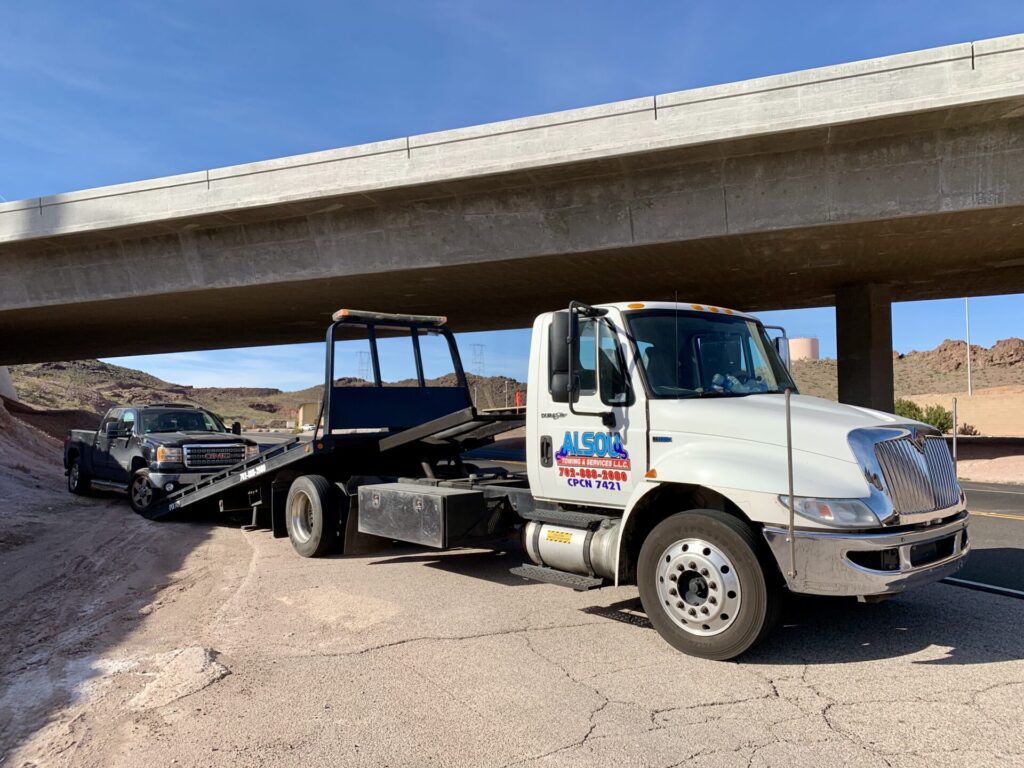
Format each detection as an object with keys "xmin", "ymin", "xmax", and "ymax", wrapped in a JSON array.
[
  {"xmin": 690, "ymin": 304, "xmax": 704, "ymax": 311},
  {"xmin": 627, "ymin": 303, "xmax": 645, "ymax": 309}
]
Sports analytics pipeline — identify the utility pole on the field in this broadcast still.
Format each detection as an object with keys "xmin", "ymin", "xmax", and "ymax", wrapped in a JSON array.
[{"xmin": 964, "ymin": 298, "xmax": 973, "ymax": 397}]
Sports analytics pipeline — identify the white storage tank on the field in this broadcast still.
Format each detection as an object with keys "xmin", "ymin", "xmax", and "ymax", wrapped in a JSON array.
[{"xmin": 789, "ymin": 337, "xmax": 820, "ymax": 361}]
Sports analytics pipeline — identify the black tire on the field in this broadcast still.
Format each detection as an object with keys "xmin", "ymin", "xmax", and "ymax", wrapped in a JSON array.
[
  {"xmin": 67, "ymin": 457, "xmax": 91, "ymax": 495},
  {"xmin": 129, "ymin": 469, "xmax": 157, "ymax": 515},
  {"xmin": 637, "ymin": 509, "xmax": 781, "ymax": 661},
  {"xmin": 285, "ymin": 475, "xmax": 339, "ymax": 558}
]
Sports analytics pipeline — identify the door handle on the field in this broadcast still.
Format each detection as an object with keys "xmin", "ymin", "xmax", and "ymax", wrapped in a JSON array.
[{"xmin": 540, "ymin": 436, "xmax": 553, "ymax": 468}]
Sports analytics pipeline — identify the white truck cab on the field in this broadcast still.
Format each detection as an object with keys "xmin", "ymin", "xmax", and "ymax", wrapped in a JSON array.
[{"xmin": 524, "ymin": 301, "xmax": 968, "ymax": 658}]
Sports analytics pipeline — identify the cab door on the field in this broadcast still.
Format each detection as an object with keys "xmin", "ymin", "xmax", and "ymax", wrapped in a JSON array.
[
  {"xmin": 107, "ymin": 408, "xmax": 138, "ymax": 484},
  {"xmin": 92, "ymin": 409, "xmax": 121, "ymax": 481},
  {"xmin": 534, "ymin": 313, "xmax": 647, "ymax": 508}
]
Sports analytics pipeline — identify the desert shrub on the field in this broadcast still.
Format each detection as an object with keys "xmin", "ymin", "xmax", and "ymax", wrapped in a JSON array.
[
  {"xmin": 957, "ymin": 422, "xmax": 981, "ymax": 436},
  {"xmin": 922, "ymin": 404, "xmax": 954, "ymax": 434},
  {"xmin": 894, "ymin": 399, "xmax": 925, "ymax": 422},
  {"xmin": 894, "ymin": 399, "xmax": 954, "ymax": 433}
]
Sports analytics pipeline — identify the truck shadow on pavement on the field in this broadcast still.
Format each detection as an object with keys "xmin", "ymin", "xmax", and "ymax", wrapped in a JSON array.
[
  {"xmin": 366, "ymin": 545, "xmax": 538, "ymax": 587},
  {"xmin": 584, "ymin": 587, "xmax": 1024, "ymax": 665}
]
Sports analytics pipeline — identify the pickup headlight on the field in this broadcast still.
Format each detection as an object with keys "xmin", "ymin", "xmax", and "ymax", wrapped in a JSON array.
[
  {"xmin": 245, "ymin": 444, "xmax": 260, "ymax": 459},
  {"xmin": 155, "ymin": 446, "xmax": 183, "ymax": 464},
  {"xmin": 777, "ymin": 496, "xmax": 880, "ymax": 528}
]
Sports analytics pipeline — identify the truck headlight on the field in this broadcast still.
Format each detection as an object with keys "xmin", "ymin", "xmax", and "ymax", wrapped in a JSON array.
[
  {"xmin": 245, "ymin": 444, "xmax": 260, "ymax": 459},
  {"xmin": 777, "ymin": 496, "xmax": 880, "ymax": 528},
  {"xmin": 156, "ymin": 446, "xmax": 183, "ymax": 464}
]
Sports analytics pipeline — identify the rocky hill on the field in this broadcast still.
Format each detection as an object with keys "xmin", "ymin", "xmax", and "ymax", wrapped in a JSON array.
[
  {"xmin": 8, "ymin": 360, "xmax": 527, "ymax": 427},
  {"xmin": 8, "ymin": 338, "xmax": 1022, "ymax": 426},
  {"xmin": 792, "ymin": 338, "xmax": 1024, "ymax": 400}
]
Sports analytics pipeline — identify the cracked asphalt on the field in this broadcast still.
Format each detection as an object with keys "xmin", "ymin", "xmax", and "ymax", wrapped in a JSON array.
[{"xmin": 2, "ymin": 496, "xmax": 1023, "ymax": 767}]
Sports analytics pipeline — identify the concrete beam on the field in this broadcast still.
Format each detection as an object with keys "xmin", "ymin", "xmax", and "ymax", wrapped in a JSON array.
[{"xmin": 836, "ymin": 283, "xmax": 894, "ymax": 413}]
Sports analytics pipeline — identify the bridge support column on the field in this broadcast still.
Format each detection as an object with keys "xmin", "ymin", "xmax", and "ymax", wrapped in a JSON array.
[
  {"xmin": 835, "ymin": 283, "xmax": 894, "ymax": 413},
  {"xmin": 0, "ymin": 366, "xmax": 16, "ymax": 402}
]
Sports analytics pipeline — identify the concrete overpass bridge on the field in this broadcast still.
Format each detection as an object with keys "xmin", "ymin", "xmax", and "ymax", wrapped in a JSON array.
[{"xmin": 3, "ymin": 34, "xmax": 1024, "ymax": 411}]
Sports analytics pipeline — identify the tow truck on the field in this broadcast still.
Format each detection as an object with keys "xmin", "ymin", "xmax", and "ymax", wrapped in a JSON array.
[{"xmin": 151, "ymin": 302, "xmax": 969, "ymax": 660}]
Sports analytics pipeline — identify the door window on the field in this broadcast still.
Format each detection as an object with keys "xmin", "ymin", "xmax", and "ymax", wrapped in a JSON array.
[
  {"xmin": 598, "ymin": 323, "xmax": 632, "ymax": 406},
  {"xmin": 118, "ymin": 410, "xmax": 137, "ymax": 436}
]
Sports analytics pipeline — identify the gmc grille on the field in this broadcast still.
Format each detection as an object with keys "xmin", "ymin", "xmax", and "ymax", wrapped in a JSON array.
[{"xmin": 183, "ymin": 443, "xmax": 246, "ymax": 469}]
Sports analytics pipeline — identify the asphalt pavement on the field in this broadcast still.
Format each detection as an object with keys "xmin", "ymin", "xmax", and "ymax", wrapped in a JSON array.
[{"xmin": 950, "ymin": 482, "xmax": 1024, "ymax": 598}]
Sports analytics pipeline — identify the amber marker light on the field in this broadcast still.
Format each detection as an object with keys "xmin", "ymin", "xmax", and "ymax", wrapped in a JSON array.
[
  {"xmin": 627, "ymin": 303, "xmax": 645, "ymax": 309},
  {"xmin": 690, "ymin": 304, "xmax": 704, "ymax": 311},
  {"xmin": 645, "ymin": 469, "xmax": 658, "ymax": 478}
]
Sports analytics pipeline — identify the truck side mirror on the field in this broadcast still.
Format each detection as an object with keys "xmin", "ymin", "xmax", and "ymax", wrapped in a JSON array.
[
  {"xmin": 231, "ymin": 421, "xmax": 242, "ymax": 435},
  {"xmin": 105, "ymin": 423, "xmax": 119, "ymax": 439},
  {"xmin": 773, "ymin": 336, "xmax": 791, "ymax": 369},
  {"xmin": 548, "ymin": 311, "xmax": 579, "ymax": 404}
]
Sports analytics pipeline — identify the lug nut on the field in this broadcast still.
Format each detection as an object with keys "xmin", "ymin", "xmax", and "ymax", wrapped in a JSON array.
[
  {"xmin": 676, "ymin": 601, "xmax": 684, "ymax": 609},
  {"xmin": 700, "ymin": 606, "xmax": 709, "ymax": 615},
  {"xmin": 669, "ymin": 588, "xmax": 677, "ymax": 596},
  {"xmin": 688, "ymin": 562, "xmax": 697, "ymax": 569},
  {"xmin": 709, "ymin": 582, "xmax": 717, "ymax": 590},
  {"xmin": 669, "ymin": 573, "xmax": 677, "ymax": 582},
  {"xmin": 688, "ymin": 608, "xmax": 697, "ymax": 616},
  {"xmin": 709, "ymin": 596, "xmax": 717, "ymax": 605},
  {"xmin": 676, "ymin": 564, "xmax": 684, "ymax": 571},
  {"xmin": 700, "ymin": 568, "xmax": 709, "ymax": 576}
]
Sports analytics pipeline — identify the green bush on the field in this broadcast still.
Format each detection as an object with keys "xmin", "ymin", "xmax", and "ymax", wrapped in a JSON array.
[
  {"xmin": 894, "ymin": 399, "xmax": 924, "ymax": 422},
  {"xmin": 922, "ymin": 404, "xmax": 954, "ymax": 434},
  {"xmin": 894, "ymin": 399, "xmax": 953, "ymax": 433}
]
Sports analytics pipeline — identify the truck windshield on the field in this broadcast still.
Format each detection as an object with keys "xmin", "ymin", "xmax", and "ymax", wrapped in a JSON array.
[
  {"xmin": 141, "ymin": 409, "xmax": 227, "ymax": 434},
  {"xmin": 625, "ymin": 309, "xmax": 796, "ymax": 398}
]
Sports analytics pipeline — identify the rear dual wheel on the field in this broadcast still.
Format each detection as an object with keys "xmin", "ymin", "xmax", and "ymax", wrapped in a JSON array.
[
  {"xmin": 285, "ymin": 475, "xmax": 339, "ymax": 558},
  {"xmin": 638, "ymin": 509, "xmax": 781, "ymax": 661}
]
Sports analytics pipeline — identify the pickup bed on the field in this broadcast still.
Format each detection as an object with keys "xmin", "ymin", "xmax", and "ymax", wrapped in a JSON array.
[{"xmin": 64, "ymin": 403, "xmax": 258, "ymax": 514}]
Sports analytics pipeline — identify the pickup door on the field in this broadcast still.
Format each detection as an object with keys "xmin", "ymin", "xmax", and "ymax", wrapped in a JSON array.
[
  {"xmin": 91, "ymin": 408, "xmax": 122, "ymax": 482},
  {"xmin": 106, "ymin": 408, "xmax": 138, "ymax": 484}
]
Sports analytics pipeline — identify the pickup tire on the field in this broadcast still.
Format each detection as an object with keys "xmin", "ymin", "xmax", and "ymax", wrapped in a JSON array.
[
  {"xmin": 285, "ymin": 475, "xmax": 339, "ymax": 558},
  {"xmin": 67, "ymin": 457, "xmax": 91, "ymax": 495},
  {"xmin": 129, "ymin": 469, "xmax": 157, "ymax": 515},
  {"xmin": 637, "ymin": 509, "xmax": 781, "ymax": 661}
]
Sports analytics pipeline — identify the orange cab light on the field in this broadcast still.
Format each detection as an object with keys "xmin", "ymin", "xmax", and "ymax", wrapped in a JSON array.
[
  {"xmin": 690, "ymin": 304, "xmax": 704, "ymax": 311},
  {"xmin": 645, "ymin": 469, "xmax": 658, "ymax": 478},
  {"xmin": 709, "ymin": 306, "xmax": 720, "ymax": 313},
  {"xmin": 723, "ymin": 308, "xmax": 734, "ymax": 315},
  {"xmin": 627, "ymin": 303, "xmax": 645, "ymax": 309}
]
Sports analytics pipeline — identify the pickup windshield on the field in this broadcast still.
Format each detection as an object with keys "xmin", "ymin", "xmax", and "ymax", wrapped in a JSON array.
[
  {"xmin": 625, "ymin": 309, "xmax": 796, "ymax": 398},
  {"xmin": 141, "ymin": 409, "xmax": 227, "ymax": 434}
]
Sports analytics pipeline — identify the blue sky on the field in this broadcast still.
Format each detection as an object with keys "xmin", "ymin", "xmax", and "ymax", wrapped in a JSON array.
[{"xmin": 4, "ymin": 2, "xmax": 1024, "ymax": 390}]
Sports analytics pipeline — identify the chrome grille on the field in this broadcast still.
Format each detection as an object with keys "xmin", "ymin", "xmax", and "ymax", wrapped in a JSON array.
[
  {"xmin": 874, "ymin": 435, "xmax": 960, "ymax": 515},
  {"xmin": 183, "ymin": 443, "xmax": 246, "ymax": 469}
]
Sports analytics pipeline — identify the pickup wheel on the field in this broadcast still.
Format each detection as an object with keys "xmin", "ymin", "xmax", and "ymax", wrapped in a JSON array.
[
  {"xmin": 285, "ymin": 475, "xmax": 339, "ymax": 558},
  {"xmin": 637, "ymin": 509, "xmax": 781, "ymax": 661},
  {"xmin": 67, "ymin": 457, "xmax": 91, "ymax": 495},
  {"xmin": 129, "ymin": 469, "xmax": 157, "ymax": 515}
]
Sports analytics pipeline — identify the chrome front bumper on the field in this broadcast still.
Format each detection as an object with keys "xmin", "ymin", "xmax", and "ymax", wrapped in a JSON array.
[{"xmin": 763, "ymin": 513, "xmax": 969, "ymax": 597}]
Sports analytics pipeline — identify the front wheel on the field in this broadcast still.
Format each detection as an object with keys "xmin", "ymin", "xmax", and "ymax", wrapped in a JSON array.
[
  {"xmin": 637, "ymin": 509, "xmax": 781, "ymax": 661},
  {"xmin": 129, "ymin": 469, "xmax": 157, "ymax": 515}
]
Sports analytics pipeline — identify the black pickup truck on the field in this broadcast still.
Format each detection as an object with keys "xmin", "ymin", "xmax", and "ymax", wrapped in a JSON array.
[{"xmin": 64, "ymin": 403, "xmax": 259, "ymax": 514}]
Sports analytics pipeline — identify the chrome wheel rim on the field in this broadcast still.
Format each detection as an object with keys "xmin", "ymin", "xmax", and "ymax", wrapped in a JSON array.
[
  {"xmin": 656, "ymin": 538, "xmax": 742, "ymax": 636},
  {"xmin": 69, "ymin": 463, "xmax": 80, "ymax": 490},
  {"xmin": 131, "ymin": 476, "xmax": 153, "ymax": 509},
  {"xmin": 289, "ymin": 491, "xmax": 314, "ymax": 543}
]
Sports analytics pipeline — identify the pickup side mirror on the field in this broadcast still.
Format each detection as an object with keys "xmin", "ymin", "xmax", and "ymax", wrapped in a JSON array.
[
  {"xmin": 231, "ymin": 421, "xmax": 242, "ymax": 435},
  {"xmin": 105, "ymin": 423, "xmax": 120, "ymax": 439},
  {"xmin": 548, "ymin": 311, "xmax": 579, "ymax": 404}
]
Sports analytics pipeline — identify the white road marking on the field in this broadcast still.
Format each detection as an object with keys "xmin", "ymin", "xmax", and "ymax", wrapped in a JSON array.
[
  {"xmin": 965, "ymin": 487, "xmax": 1024, "ymax": 496},
  {"xmin": 944, "ymin": 577, "xmax": 1024, "ymax": 599}
]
